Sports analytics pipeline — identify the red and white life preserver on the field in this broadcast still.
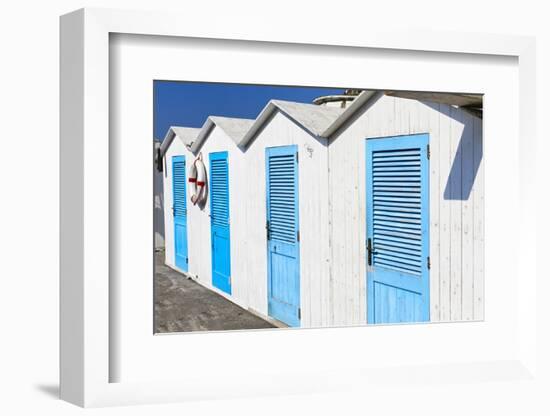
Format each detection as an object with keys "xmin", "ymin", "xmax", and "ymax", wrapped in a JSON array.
[{"xmin": 189, "ymin": 154, "xmax": 207, "ymax": 205}]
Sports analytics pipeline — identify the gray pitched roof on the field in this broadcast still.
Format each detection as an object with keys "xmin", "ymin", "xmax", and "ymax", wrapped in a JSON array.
[
  {"xmin": 240, "ymin": 99, "xmax": 345, "ymax": 147},
  {"xmin": 160, "ymin": 126, "xmax": 201, "ymax": 157},
  {"xmin": 160, "ymin": 89, "xmax": 480, "ymax": 157},
  {"xmin": 189, "ymin": 116, "xmax": 255, "ymax": 153}
]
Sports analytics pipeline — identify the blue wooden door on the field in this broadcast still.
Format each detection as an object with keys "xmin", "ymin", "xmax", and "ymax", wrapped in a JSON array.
[
  {"xmin": 210, "ymin": 151, "xmax": 231, "ymax": 294},
  {"xmin": 266, "ymin": 145, "xmax": 300, "ymax": 327},
  {"xmin": 172, "ymin": 155, "xmax": 189, "ymax": 272},
  {"xmin": 366, "ymin": 134, "xmax": 430, "ymax": 324}
]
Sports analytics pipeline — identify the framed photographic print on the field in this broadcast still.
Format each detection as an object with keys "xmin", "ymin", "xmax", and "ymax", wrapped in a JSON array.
[
  {"xmin": 154, "ymin": 81, "xmax": 483, "ymax": 332},
  {"xmin": 60, "ymin": 7, "xmax": 539, "ymax": 408}
]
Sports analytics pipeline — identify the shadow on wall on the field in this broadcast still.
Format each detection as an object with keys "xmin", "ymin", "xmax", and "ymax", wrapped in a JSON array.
[{"xmin": 422, "ymin": 101, "xmax": 483, "ymax": 201}]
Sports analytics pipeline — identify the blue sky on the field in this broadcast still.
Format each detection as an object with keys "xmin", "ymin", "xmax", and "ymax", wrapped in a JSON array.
[{"xmin": 153, "ymin": 81, "xmax": 344, "ymax": 141}]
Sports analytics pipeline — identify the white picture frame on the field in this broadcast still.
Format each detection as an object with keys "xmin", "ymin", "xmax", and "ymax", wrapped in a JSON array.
[{"xmin": 60, "ymin": 7, "xmax": 539, "ymax": 408}]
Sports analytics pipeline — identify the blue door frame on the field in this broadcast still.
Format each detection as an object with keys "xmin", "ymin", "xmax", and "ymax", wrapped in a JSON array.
[
  {"xmin": 266, "ymin": 145, "xmax": 300, "ymax": 327},
  {"xmin": 366, "ymin": 133, "xmax": 430, "ymax": 324},
  {"xmin": 209, "ymin": 151, "xmax": 231, "ymax": 294},
  {"xmin": 172, "ymin": 155, "xmax": 189, "ymax": 272}
]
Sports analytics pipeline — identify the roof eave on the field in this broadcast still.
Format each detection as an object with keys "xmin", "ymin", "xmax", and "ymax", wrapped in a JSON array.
[
  {"xmin": 159, "ymin": 128, "xmax": 178, "ymax": 157},
  {"xmin": 190, "ymin": 118, "xmax": 215, "ymax": 154},
  {"xmin": 383, "ymin": 90, "xmax": 483, "ymax": 118},
  {"xmin": 240, "ymin": 101, "xmax": 278, "ymax": 148}
]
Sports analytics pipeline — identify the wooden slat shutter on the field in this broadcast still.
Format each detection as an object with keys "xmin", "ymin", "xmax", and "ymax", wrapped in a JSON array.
[
  {"xmin": 173, "ymin": 158, "xmax": 187, "ymax": 218},
  {"xmin": 210, "ymin": 156, "xmax": 229, "ymax": 227},
  {"xmin": 371, "ymin": 148, "xmax": 423, "ymax": 275},
  {"xmin": 267, "ymin": 152, "xmax": 297, "ymax": 243}
]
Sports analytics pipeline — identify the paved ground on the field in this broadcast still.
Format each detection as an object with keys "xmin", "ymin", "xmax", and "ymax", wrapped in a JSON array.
[{"xmin": 154, "ymin": 251, "xmax": 276, "ymax": 333}]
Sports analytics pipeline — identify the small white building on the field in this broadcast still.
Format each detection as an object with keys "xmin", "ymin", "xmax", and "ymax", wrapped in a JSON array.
[
  {"xmin": 161, "ymin": 117, "xmax": 254, "ymax": 309},
  {"xmin": 160, "ymin": 90, "xmax": 483, "ymax": 328}
]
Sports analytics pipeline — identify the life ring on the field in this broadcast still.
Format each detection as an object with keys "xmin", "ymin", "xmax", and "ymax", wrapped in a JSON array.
[{"xmin": 189, "ymin": 154, "xmax": 207, "ymax": 205}]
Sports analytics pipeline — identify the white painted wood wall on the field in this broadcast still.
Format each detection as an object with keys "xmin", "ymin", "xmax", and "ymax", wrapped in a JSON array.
[
  {"xmin": 163, "ymin": 112, "xmax": 332, "ymax": 324},
  {"xmin": 154, "ymin": 142, "xmax": 165, "ymax": 249},
  {"xmin": 162, "ymin": 95, "xmax": 484, "ymax": 327},
  {"xmin": 162, "ymin": 137, "xmax": 187, "ymax": 274},
  {"xmin": 328, "ymin": 94, "xmax": 484, "ymax": 325},
  {"xmin": 163, "ymin": 126, "xmax": 250, "ymax": 310},
  {"xmin": 242, "ymin": 111, "xmax": 331, "ymax": 325}
]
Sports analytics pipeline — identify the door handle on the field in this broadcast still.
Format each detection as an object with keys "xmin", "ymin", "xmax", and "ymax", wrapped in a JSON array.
[{"xmin": 367, "ymin": 238, "xmax": 374, "ymax": 266}]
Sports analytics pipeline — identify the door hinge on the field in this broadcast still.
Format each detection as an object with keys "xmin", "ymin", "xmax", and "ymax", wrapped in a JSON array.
[
  {"xmin": 426, "ymin": 144, "xmax": 430, "ymax": 160},
  {"xmin": 266, "ymin": 220, "xmax": 270, "ymax": 240},
  {"xmin": 296, "ymin": 152, "xmax": 299, "ymax": 164},
  {"xmin": 297, "ymin": 230, "xmax": 300, "ymax": 242},
  {"xmin": 427, "ymin": 256, "xmax": 431, "ymax": 270},
  {"xmin": 298, "ymin": 308, "xmax": 301, "ymax": 320},
  {"xmin": 229, "ymin": 276, "xmax": 231, "ymax": 285},
  {"xmin": 186, "ymin": 257, "xmax": 189, "ymax": 263}
]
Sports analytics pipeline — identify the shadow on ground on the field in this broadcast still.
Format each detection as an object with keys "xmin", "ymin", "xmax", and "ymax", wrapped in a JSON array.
[
  {"xmin": 154, "ymin": 251, "xmax": 275, "ymax": 333},
  {"xmin": 34, "ymin": 384, "xmax": 59, "ymax": 399}
]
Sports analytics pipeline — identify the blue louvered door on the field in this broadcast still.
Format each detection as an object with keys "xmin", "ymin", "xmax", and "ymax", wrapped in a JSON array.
[
  {"xmin": 366, "ymin": 134, "xmax": 430, "ymax": 324},
  {"xmin": 266, "ymin": 145, "xmax": 300, "ymax": 327},
  {"xmin": 209, "ymin": 152, "xmax": 231, "ymax": 294},
  {"xmin": 172, "ymin": 155, "xmax": 188, "ymax": 272}
]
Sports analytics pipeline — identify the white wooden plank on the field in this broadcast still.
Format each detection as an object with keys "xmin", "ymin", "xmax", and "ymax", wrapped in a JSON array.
[
  {"xmin": 327, "ymin": 143, "xmax": 335, "ymax": 326},
  {"xmin": 426, "ymin": 102, "xmax": 441, "ymax": 321},
  {"xmin": 408, "ymin": 99, "xmax": 421, "ymax": 133},
  {"xmin": 357, "ymin": 121, "xmax": 368, "ymax": 324},
  {"xmin": 318, "ymin": 139, "xmax": 329, "ymax": 326},
  {"xmin": 244, "ymin": 118, "xmax": 269, "ymax": 315},
  {"xmin": 301, "ymin": 134, "xmax": 318, "ymax": 327},
  {"xmin": 473, "ymin": 115, "xmax": 485, "ymax": 320},
  {"xmin": 339, "ymin": 130, "xmax": 349, "ymax": 326},
  {"xmin": 461, "ymin": 113, "xmax": 475, "ymax": 321},
  {"xmin": 450, "ymin": 106, "xmax": 463, "ymax": 321},
  {"xmin": 353, "ymin": 122, "xmax": 362, "ymax": 325},
  {"xmin": 327, "ymin": 145, "xmax": 335, "ymax": 325},
  {"xmin": 330, "ymin": 131, "xmax": 346, "ymax": 325},
  {"xmin": 354, "ymin": 108, "xmax": 371, "ymax": 324},
  {"xmin": 230, "ymin": 142, "xmax": 248, "ymax": 307},
  {"xmin": 301, "ymin": 144, "xmax": 312, "ymax": 327},
  {"xmin": 246, "ymin": 136, "xmax": 268, "ymax": 314},
  {"xmin": 356, "ymin": 114, "xmax": 368, "ymax": 325},
  {"xmin": 438, "ymin": 104, "xmax": 452, "ymax": 321},
  {"xmin": 344, "ymin": 127, "xmax": 353, "ymax": 323},
  {"xmin": 396, "ymin": 96, "xmax": 410, "ymax": 134},
  {"xmin": 329, "ymin": 102, "xmax": 364, "ymax": 326},
  {"xmin": 319, "ymin": 144, "xmax": 330, "ymax": 326}
]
